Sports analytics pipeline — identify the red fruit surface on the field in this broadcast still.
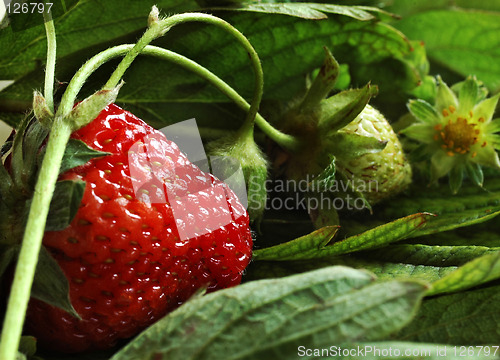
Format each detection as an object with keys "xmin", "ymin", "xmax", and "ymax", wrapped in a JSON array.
[{"xmin": 24, "ymin": 104, "xmax": 253, "ymax": 353}]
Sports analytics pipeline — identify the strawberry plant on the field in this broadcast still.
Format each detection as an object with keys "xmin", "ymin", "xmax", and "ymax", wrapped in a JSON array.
[{"xmin": 1, "ymin": 1, "xmax": 500, "ymax": 359}]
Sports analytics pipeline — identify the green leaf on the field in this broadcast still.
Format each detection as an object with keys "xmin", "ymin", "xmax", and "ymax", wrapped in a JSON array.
[
  {"xmin": 253, "ymin": 226, "xmax": 339, "ymax": 261},
  {"xmin": 1, "ymin": 5, "xmax": 415, "ymax": 129},
  {"xmin": 0, "ymin": 0, "xmax": 200, "ymax": 79},
  {"xmin": 213, "ymin": 3, "xmax": 388, "ymax": 21},
  {"xmin": 246, "ymin": 255, "xmax": 456, "ymax": 285},
  {"xmin": 374, "ymin": 180, "xmax": 500, "ymax": 237},
  {"xmin": 111, "ymin": 266, "xmax": 427, "ymax": 360},
  {"xmin": 31, "ymin": 247, "xmax": 80, "ymax": 319},
  {"xmin": 363, "ymin": 244, "xmax": 500, "ymax": 267},
  {"xmin": 428, "ymin": 251, "xmax": 500, "ymax": 295},
  {"xmin": 46, "ymin": 180, "xmax": 85, "ymax": 231},
  {"xmin": 60, "ymin": 139, "xmax": 110, "ymax": 174},
  {"xmin": 318, "ymin": 84, "xmax": 378, "ymax": 133},
  {"xmin": 253, "ymin": 213, "xmax": 431, "ymax": 261},
  {"xmin": 394, "ymin": 9, "xmax": 500, "ymax": 92},
  {"xmin": 396, "ymin": 283, "xmax": 500, "ymax": 345}
]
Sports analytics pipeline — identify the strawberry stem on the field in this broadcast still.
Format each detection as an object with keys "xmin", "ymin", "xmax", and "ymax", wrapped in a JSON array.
[
  {"xmin": 0, "ymin": 120, "xmax": 73, "ymax": 360},
  {"xmin": 42, "ymin": 8, "xmax": 56, "ymax": 113},
  {"xmin": 56, "ymin": 11, "xmax": 299, "ymax": 151},
  {"xmin": 103, "ymin": 10, "xmax": 298, "ymax": 151}
]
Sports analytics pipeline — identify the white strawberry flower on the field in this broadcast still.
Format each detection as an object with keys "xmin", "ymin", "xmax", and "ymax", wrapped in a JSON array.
[{"xmin": 403, "ymin": 76, "xmax": 500, "ymax": 193}]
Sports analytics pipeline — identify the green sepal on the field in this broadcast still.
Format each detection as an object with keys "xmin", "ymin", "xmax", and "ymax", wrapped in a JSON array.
[
  {"xmin": 317, "ymin": 83, "xmax": 378, "ymax": 133},
  {"xmin": 335, "ymin": 168, "xmax": 373, "ymax": 213},
  {"xmin": 23, "ymin": 121, "xmax": 48, "ymax": 190},
  {"xmin": 7, "ymin": 114, "xmax": 49, "ymax": 192},
  {"xmin": 465, "ymin": 161, "xmax": 484, "ymax": 187},
  {"xmin": 59, "ymin": 139, "xmax": 110, "ymax": 174},
  {"xmin": 435, "ymin": 75, "xmax": 458, "ymax": 113},
  {"xmin": 0, "ymin": 159, "xmax": 14, "ymax": 202},
  {"xmin": 18, "ymin": 336, "xmax": 37, "ymax": 359},
  {"xmin": 453, "ymin": 76, "xmax": 488, "ymax": 113},
  {"xmin": 10, "ymin": 113, "xmax": 33, "ymax": 189},
  {"xmin": 31, "ymin": 246, "xmax": 81, "ymax": 319},
  {"xmin": 45, "ymin": 180, "xmax": 85, "ymax": 231},
  {"xmin": 326, "ymin": 132, "xmax": 387, "ymax": 160},
  {"xmin": 299, "ymin": 47, "xmax": 340, "ymax": 111},
  {"xmin": 449, "ymin": 163, "xmax": 464, "ymax": 194},
  {"xmin": 407, "ymin": 99, "xmax": 440, "ymax": 124},
  {"xmin": 0, "ymin": 245, "xmax": 17, "ymax": 279},
  {"xmin": 68, "ymin": 82, "xmax": 123, "ymax": 131},
  {"xmin": 306, "ymin": 192, "xmax": 340, "ymax": 229},
  {"xmin": 309, "ymin": 157, "xmax": 336, "ymax": 192},
  {"xmin": 32, "ymin": 91, "xmax": 54, "ymax": 129},
  {"xmin": 208, "ymin": 133, "xmax": 269, "ymax": 225},
  {"xmin": 409, "ymin": 143, "xmax": 431, "ymax": 163},
  {"xmin": 400, "ymin": 122, "xmax": 435, "ymax": 144},
  {"xmin": 487, "ymin": 118, "xmax": 500, "ymax": 133}
]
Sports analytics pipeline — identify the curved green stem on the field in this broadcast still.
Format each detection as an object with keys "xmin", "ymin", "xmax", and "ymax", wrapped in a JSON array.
[
  {"xmin": 104, "ymin": 12, "xmax": 264, "ymax": 140},
  {"xmin": 141, "ymin": 46, "xmax": 299, "ymax": 151},
  {"xmin": 42, "ymin": 7, "xmax": 56, "ymax": 113},
  {"xmin": 57, "ymin": 40, "xmax": 298, "ymax": 150}
]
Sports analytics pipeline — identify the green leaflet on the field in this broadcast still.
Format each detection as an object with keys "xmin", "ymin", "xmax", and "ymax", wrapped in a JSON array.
[
  {"xmin": 363, "ymin": 244, "xmax": 500, "ymax": 267},
  {"xmin": 394, "ymin": 9, "xmax": 500, "ymax": 92},
  {"xmin": 211, "ymin": 3, "xmax": 390, "ymax": 21},
  {"xmin": 396, "ymin": 283, "xmax": 500, "ymax": 345},
  {"xmin": 245, "ymin": 256, "xmax": 457, "ymax": 285},
  {"xmin": 111, "ymin": 266, "xmax": 426, "ymax": 360},
  {"xmin": 372, "ymin": 179, "xmax": 500, "ymax": 238},
  {"xmin": 253, "ymin": 213, "xmax": 431, "ymax": 261},
  {"xmin": 413, "ymin": 229, "xmax": 500, "ymax": 247},
  {"xmin": 428, "ymin": 251, "xmax": 500, "ymax": 296},
  {"xmin": 252, "ymin": 226, "xmax": 339, "ymax": 261}
]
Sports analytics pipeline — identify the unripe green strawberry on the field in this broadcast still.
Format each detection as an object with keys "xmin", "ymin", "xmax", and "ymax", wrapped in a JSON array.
[
  {"xmin": 275, "ymin": 49, "xmax": 412, "ymax": 209},
  {"xmin": 336, "ymin": 104, "xmax": 412, "ymax": 204}
]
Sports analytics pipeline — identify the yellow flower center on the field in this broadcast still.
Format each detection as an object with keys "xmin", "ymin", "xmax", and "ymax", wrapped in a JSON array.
[{"xmin": 433, "ymin": 105, "xmax": 486, "ymax": 157}]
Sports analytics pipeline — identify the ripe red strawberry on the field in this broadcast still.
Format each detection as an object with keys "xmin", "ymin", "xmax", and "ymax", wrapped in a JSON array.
[{"xmin": 23, "ymin": 104, "xmax": 253, "ymax": 353}]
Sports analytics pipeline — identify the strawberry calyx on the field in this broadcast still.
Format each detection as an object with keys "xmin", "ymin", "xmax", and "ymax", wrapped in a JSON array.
[
  {"xmin": 0, "ymin": 107, "xmax": 110, "ymax": 318},
  {"xmin": 207, "ymin": 129, "xmax": 269, "ymax": 225}
]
